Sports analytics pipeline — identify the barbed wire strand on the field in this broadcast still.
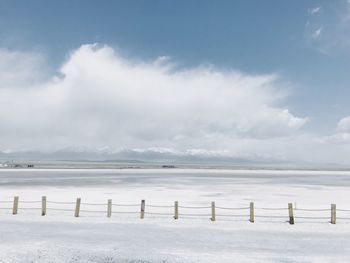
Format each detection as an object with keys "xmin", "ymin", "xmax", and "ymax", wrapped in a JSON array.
[
  {"xmin": 179, "ymin": 213, "xmax": 211, "ymax": 217},
  {"xmin": 81, "ymin": 203, "xmax": 106, "ymax": 206},
  {"xmin": 48, "ymin": 208, "xmax": 73, "ymax": 212},
  {"xmin": 112, "ymin": 211, "xmax": 139, "ymax": 214},
  {"xmin": 147, "ymin": 204, "xmax": 173, "ymax": 208},
  {"xmin": 295, "ymin": 216, "xmax": 329, "ymax": 219},
  {"xmin": 80, "ymin": 210, "xmax": 106, "ymax": 213},
  {"xmin": 112, "ymin": 204, "xmax": 139, "ymax": 207},
  {"xmin": 216, "ymin": 206, "xmax": 249, "ymax": 210},
  {"xmin": 178, "ymin": 206, "xmax": 211, "ymax": 209},
  {"xmin": 255, "ymin": 207, "xmax": 287, "ymax": 210},
  {"xmin": 47, "ymin": 201, "xmax": 75, "ymax": 205},
  {"xmin": 146, "ymin": 212, "xmax": 173, "ymax": 216},
  {"xmin": 295, "ymin": 208, "xmax": 330, "ymax": 212},
  {"xmin": 255, "ymin": 215, "xmax": 286, "ymax": 219},
  {"xmin": 216, "ymin": 214, "xmax": 247, "ymax": 217}
]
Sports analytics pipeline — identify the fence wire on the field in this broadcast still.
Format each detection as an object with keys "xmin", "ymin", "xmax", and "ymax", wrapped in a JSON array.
[
  {"xmin": 216, "ymin": 206, "xmax": 249, "ymax": 210},
  {"xmin": 147, "ymin": 204, "xmax": 173, "ymax": 208},
  {"xmin": 81, "ymin": 202, "xmax": 106, "ymax": 206},
  {"xmin": 294, "ymin": 217, "xmax": 330, "ymax": 220},
  {"xmin": 112, "ymin": 211, "xmax": 139, "ymax": 214},
  {"xmin": 337, "ymin": 209, "xmax": 350, "ymax": 212},
  {"xmin": 255, "ymin": 207, "xmax": 287, "ymax": 210},
  {"xmin": 254, "ymin": 215, "xmax": 287, "ymax": 219},
  {"xmin": 49, "ymin": 208, "xmax": 73, "ymax": 212},
  {"xmin": 178, "ymin": 205, "xmax": 211, "ymax": 209},
  {"xmin": 47, "ymin": 201, "xmax": 75, "ymax": 205},
  {"xmin": 1, "ymin": 199, "xmax": 349, "ymax": 224},
  {"xmin": 179, "ymin": 213, "xmax": 211, "ymax": 217},
  {"xmin": 295, "ymin": 208, "xmax": 330, "ymax": 212},
  {"xmin": 112, "ymin": 204, "xmax": 139, "ymax": 207},
  {"xmin": 80, "ymin": 209, "xmax": 106, "ymax": 213},
  {"xmin": 146, "ymin": 212, "xmax": 174, "ymax": 216},
  {"xmin": 216, "ymin": 214, "xmax": 247, "ymax": 217}
]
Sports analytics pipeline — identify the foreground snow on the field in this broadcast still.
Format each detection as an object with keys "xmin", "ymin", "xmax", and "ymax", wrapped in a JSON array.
[
  {"xmin": 1, "ymin": 168, "xmax": 350, "ymax": 262},
  {"xmin": 1, "ymin": 216, "xmax": 350, "ymax": 262}
]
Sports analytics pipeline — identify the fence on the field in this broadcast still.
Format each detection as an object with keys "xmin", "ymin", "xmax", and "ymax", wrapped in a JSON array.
[{"xmin": 1, "ymin": 196, "xmax": 349, "ymax": 224}]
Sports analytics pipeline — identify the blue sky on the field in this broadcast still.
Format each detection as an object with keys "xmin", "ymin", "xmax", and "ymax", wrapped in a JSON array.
[
  {"xmin": 1, "ymin": 0, "xmax": 349, "ymax": 132},
  {"xmin": 0, "ymin": 0, "xmax": 350, "ymax": 164}
]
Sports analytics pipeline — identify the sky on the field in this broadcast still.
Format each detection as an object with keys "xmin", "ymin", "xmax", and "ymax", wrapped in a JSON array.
[{"xmin": 0, "ymin": 0, "xmax": 350, "ymax": 165}]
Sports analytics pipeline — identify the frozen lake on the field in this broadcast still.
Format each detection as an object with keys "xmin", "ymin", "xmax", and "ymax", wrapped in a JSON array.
[
  {"xmin": 1, "ymin": 168, "xmax": 350, "ymax": 207},
  {"xmin": 0, "ymin": 169, "xmax": 350, "ymax": 262}
]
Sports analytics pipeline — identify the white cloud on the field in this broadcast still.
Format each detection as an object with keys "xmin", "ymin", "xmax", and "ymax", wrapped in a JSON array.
[
  {"xmin": 311, "ymin": 27, "xmax": 323, "ymax": 38},
  {"xmin": 3, "ymin": 45, "xmax": 350, "ymax": 165},
  {"xmin": 324, "ymin": 133, "xmax": 350, "ymax": 144},
  {"xmin": 0, "ymin": 49, "xmax": 48, "ymax": 89},
  {"xmin": 305, "ymin": 1, "xmax": 350, "ymax": 54},
  {"xmin": 308, "ymin": 6, "xmax": 322, "ymax": 15},
  {"xmin": 319, "ymin": 116, "xmax": 350, "ymax": 146},
  {"xmin": 3, "ymin": 44, "xmax": 350, "ymax": 165},
  {"xmin": 337, "ymin": 116, "xmax": 350, "ymax": 133},
  {"xmin": 0, "ymin": 44, "xmax": 307, "ymax": 154}
]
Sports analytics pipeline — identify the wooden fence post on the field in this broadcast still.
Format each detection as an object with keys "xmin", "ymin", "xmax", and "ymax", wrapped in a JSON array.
[
  {"xmin": 249, "ymin": 202, "xmax": 254, "ymax": 223},
  {"xmin": 211, "ymin": 201, "xmax": 216, "ymax": 221},
  {"xmin": 174, "ymin": 201, "xmax": 179, "ymax": 219},
  {"xmin": 75, "ymin": 198, "xmax": 81, "ymax": 217},
  {"xmin": 107, "ymin": 199, "xmax": 112, "ymax": 218},
  {"xmin": 288, "ymin": 203, "xmax": 294, "ymax": 225},
  {"xmin": 140, "ymin": 199, "xmax": 145, "ymax": 219},
  {"xmin": 331, "ymin": 204, "xmax": 336, "ymax": 224},
  {"xmin": 42, "ymin": 196, "xmax": 46, "ymax": 216},
  {"xmin": 12, "ymin": 196, "xmax": 19, "ymax": 215}
]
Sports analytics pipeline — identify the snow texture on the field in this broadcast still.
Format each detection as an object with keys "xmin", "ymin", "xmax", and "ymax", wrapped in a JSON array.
[{"xmin": 0, "ymin": 168, "xmax": 350, "ymax": 262}]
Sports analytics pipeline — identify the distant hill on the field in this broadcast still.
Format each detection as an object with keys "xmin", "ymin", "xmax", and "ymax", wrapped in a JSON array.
[{"xmin": 1, "ymin": 148, "xmax": 349, "ymax": 170}]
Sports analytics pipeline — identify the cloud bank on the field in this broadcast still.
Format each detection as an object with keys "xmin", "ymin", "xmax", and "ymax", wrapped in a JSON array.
[
  {"xmin": 0, "ymin": 44, "xmax": 349, "ymax": 165},
  {"xmin": 0, "ymin": 44, "xmax": 306, "ymax": 149}
]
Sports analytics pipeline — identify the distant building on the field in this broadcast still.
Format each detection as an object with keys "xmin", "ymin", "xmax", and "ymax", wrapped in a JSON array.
[
  {"xmin": 162, "ymin": 165, "xmax": 176, "ymax": 168},
  {"xmin": 0, "ymin": 161, "xmax": 34, "ymax": 168}
]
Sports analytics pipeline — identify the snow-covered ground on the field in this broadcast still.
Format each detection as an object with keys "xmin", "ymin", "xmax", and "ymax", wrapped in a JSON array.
[{"xmin": 1, "ymin": 168, "xmax": 350, "ymax": 262}]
